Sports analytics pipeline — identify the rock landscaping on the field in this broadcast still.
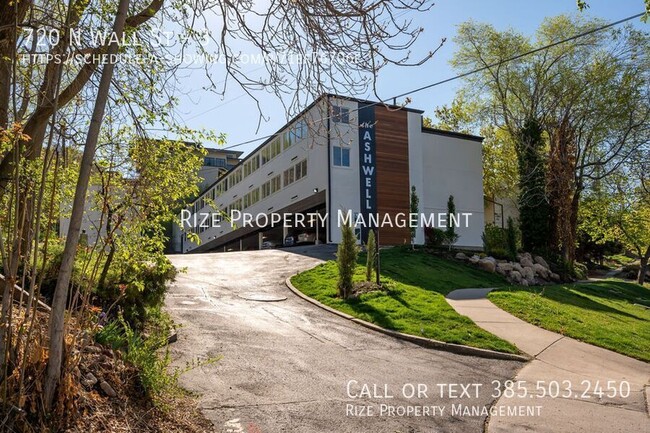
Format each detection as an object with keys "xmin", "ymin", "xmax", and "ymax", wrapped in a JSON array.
[{"xmin": 456, "ymin": 252, "xmax": 561, "ymax": 286}]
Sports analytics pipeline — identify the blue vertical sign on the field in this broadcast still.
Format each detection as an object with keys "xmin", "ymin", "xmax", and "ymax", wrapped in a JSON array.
[{"xmin": 358, "ymin": 103, "xmax": 377, "ymax": 243}]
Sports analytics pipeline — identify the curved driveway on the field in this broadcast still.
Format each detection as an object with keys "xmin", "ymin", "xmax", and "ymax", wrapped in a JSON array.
[{"xmin": 166, "ymin": 246, "xmax": 522, "ymax": 433}]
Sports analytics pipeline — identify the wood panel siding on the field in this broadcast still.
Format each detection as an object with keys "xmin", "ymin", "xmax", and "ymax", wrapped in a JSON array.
[{"xmin": 374, "ymin": 107, "xmax": 411, "ymax": 245}]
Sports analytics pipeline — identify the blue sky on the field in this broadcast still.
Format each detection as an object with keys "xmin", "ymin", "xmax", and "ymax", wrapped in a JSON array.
[{"xmin": 170, "ymin": 0, "xmax": 646, "ymax": 156}]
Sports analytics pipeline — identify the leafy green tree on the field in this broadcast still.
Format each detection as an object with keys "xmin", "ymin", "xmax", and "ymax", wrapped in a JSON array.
[
  {"xmin": 581, "ymin": 160, "xmax": 650, "ymax": 284},
  {"xmin": 445, "ymin": 195, "xmax": 459, "ymax": 250},
  {"xmin": 366, "ymin": 230, "xmax": 376, "ymax": 282},
  {"xmin": 410, "ymin": 186, "xmax": 419, "ymax": 249},
  {"xmin": 450, "ymin": 16, "xmax": 649, "ymax": 263},
  {"xmin": 337, "ymin": 223, "xmax": 358, "ymax": 298},
  {"xmin": 516, "ymin": 118, "xmax": 551, "ymax": 253}
]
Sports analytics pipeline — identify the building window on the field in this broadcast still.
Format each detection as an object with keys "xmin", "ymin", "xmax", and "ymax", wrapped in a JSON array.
[
  {"xmin": 230, "ymin": 168, "xmax": 242, "ymax": 186},
  {"xmin": 295, "ymin": 159, "xmax": 307, "ymax": 180},
  {"xmin": 283, "ymin": 167, "xmax": 295, "ymax": 187},
  {"xmin": 283, "ymin": 131, "xmax": 293, "ymax": 150},
  {"xmin": 261, "ymin": 175, "xmax": 282, "ymax": 199},
  {"xmin": 333, "ymin": 146, "xmax": 350, "ymax": 167},
  {"xmin": 296, "ymin": 119, "xmax": 307, "ymax": 140},
  {"xmin": 243, "ymin": 154, "xmax": 260, "ymax": 177},
  {"xmin": 261, "ymin": 146, "xmax": 271, "ymax": 165},
  {"xmin": 204, "ymin": 156, "xmax": 227, "ymax": 167},
  {"xmin": 271, "ymin": 138, "xmax": 281, "ymax": 158},
  {"xmin": 332, "ymin": 105, "xmax": 349, "ymax": 124},
  {"xmin": 271, "ymin": 174, "xmax": 281, "ymax": 193},
  {"xmin": 244, "ymin": 189, "xmax": 258, "ymax": 209},
  {"xmin": 262, "ymin": 138, "xmax": 282, "ymax": 165}
]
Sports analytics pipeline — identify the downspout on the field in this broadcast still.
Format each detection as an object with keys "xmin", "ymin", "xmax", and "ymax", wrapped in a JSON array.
[{"xmin": 326, "ymin": 95, "xmax": 332, "ymax": 243}]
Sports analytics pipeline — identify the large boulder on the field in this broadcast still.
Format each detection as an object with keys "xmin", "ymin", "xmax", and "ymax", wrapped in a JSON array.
[
  {"xmin": 455, "ymin": 252, "xmax": 468, "ymax": 261},
  {"xmin": 478, "ymin": 259, "xmax": 496, "ymax": 273},
  {"xmin": 550, "ymin": 272, "xmax": 561, "ymax": 282},
  {"xmin": 469, "ymin": 255, "xmax": 480, "ymax": 264},
  {"xmin": 518, "ymin": 252, "xmax": 532, "ymax": 261},
  {"xmin": 533, "ymin": 263, "xmax": 549, "ymax": 279},
  {"xmin": 509, "ymin": 270, "xmax": 522, "ymax": 284},
  {"xmin": 521, "ymin": 279, "xmax": 529, "ymax": 287},
  {"xmin": 513, "ymin": 263, "xmax": 524, "ymax": 274},
  {"xmin": 520, "ymin": 257, "xmax": 534, "ymax": 268},
  {"xmin": 534, "ymin": 255, "xmax": 550, "ymax": 269},
  {"xmin": 497, "ymin": 262, "xmax": 514, "ymax": 273},
  {"xmin": 522, "ymin": 266, "xmax": 535, "ymax": 281}
]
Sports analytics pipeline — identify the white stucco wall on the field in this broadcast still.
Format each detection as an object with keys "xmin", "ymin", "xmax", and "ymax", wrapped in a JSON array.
[
  {"xmin": 415, "ymin": 130, "xmax": 485, "ymax": 249},
  {"xmin": 328, "ymin": 97, "xmax": 361, "ymax": 244}
]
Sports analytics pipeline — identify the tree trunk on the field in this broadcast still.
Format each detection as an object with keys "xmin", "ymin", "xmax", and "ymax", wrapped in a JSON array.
[
  {"xmin": 98, "ymin": 241, "xmax": 116, "ymax": 290},
  {"xmin": 43, "ymin": 0, "xmax": 130, "ymax": 410},
  {"xmin": 547, "ymin": 115, "xmax": 578, "ymax": 265},
  {"xmin": 638, "ymin": 247, "xmax": 650, "ymax": 286}
]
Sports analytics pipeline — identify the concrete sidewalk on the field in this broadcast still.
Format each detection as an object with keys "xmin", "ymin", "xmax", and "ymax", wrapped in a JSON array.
[{"xmin": 447, "ymin": 288, "xmax": 650, "ymax": 433}]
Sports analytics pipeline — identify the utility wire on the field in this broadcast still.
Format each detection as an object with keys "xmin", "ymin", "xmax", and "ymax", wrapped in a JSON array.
[{"xmin": 219, "ymin": 11, "xmax": 645, "ymax": 151}]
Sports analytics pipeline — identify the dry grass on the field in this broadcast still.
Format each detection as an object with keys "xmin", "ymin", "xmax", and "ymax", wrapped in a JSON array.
[{"xmin": 2, "ymin": 308, "xmax": 214, "ymax": 433}]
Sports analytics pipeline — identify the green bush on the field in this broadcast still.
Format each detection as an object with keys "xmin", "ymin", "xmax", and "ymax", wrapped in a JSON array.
[
  {"xmin": 482, "ymin": 224, "xmax": 508, "ymax": 259},
  {"xmin": 424, "ymin": 227, "xmax": 446, "ymax": 247},
  {"xmin": 445, "ymin": 195, "xmax": 459, "ymax": 249},
  {"xmin": 97, "ymin": 254, "xmax": 177, "ymax": 329},
  {"xmin": 37, "ymin": 239, "xmax": 100, "ymax": 303},
  {"xmin": 572, "ymin": 262, "xmax": 588, "ymax": 280},
  {"xmin": 366, "ymin": 230, "xmax": 376, "ymax": 282},
  {"xmin": 337, "ymin": 223, "xmax": 358, "ymax": 298},
  {"xmin": 96, "ymin": 308, "xmax": 177, "ymax": 397}
]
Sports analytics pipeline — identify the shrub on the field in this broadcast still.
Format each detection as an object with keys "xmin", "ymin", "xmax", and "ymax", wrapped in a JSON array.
[
  {"xmin": 337, "ymin": 222, "xmax": 358, "ymax": 298},
  {"xmin": 482, "ymin": 224, "xmax": 508, "ymax": 258},
  {"xmin": 572, "ymin": 262, "xmax": 588, "ymax": 280},
  {"xmin": 96, "ymin": 308, "xmax": 177, "ymax": 398},
  {"xmin": 424, "ymin": 226, "xmax": 446, "ymax": 247},
  {"xmin": 97, "ymin": 254, "xmax": 177, "ymax": 329},
  {"xmin": 410, "ymin": 186, "xmax": 419, "ymax": 247},
  {"xmin": 445, "ymin": 195, "xmax": 459, "ymax": 250},
  {"xmin": 366, "ymin": 230, "xmax": 376, "ymax": 282}
]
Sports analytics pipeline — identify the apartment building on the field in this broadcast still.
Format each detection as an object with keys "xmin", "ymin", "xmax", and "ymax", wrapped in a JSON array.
[
  {"xmin": 175, "ymin": 94, "xmax": 486, "ymax": 253},
  {"xmin": 198, "ymin": 147, "xmax": 243, "ymax": 193}
]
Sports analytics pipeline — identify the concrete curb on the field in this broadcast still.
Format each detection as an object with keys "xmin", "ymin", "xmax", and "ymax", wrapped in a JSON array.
[{"xmin": 285, "ymin": 276, "xmax": 530, "ymax": 362}]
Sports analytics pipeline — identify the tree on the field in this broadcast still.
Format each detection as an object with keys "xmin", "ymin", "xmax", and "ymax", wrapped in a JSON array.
[
  {"xmin": 44, "ymin": 0, "xmax": 130, "ymax": 409},
  {"xmin": 577, "ymin": 1, "xmax": 649, "ymax": 20},
  {"xmin": 445, "ymin": 195, "xmax": 459, "ymax": 250},
  {"xmin": 516, "ymin": 118, "xmax": 551, "ymax": 253},
  {"xmin": 366, "ymin": 230, "xmax": 376, "ymax": 282},
  {"xmin": 337, "ymin": 223, "xmax": 358, "ymax": 299},
  {"xmin": 0, "ymin": 0, "xmax": 443, "ymax": 418},
  {"xmin": 94, "ymin": 138, "xmax": 205, "ymax": 290},
  {"xmin": 451, "ymin": 16, "xmax": 649, "ymax": 264},
  {"xmin": 410, "ymin": 186, "xmax": 419, "ymax": 249},
  {"xmin": 581, "ymin": 154, "xmax": 650, "ymax": 284}
]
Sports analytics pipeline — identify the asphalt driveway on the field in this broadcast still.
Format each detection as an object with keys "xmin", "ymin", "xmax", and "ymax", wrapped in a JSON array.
[{"xmin": 166, "ymin": 246, "xmax": 522, "ymax": 433}]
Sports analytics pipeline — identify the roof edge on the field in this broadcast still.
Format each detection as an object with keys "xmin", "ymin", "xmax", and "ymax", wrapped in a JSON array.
[{"xmin": 421, "ymin": 126, "xmax": 484, "ymax": 142}]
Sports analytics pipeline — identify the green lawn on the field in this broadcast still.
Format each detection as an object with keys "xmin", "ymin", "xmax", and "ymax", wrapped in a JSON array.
[
  {"xmin": 291, "ymin": 247, "xmax": 519, "ymax": 354},
  {"xmin": 488, "ymin": 281, "xmax": 650, "ymax": 362}
]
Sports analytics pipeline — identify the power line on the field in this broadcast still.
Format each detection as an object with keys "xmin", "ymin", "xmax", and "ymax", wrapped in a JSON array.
[{"xmin": 219, "ymin": 11, "xmax": 645, "ymax": 151}]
